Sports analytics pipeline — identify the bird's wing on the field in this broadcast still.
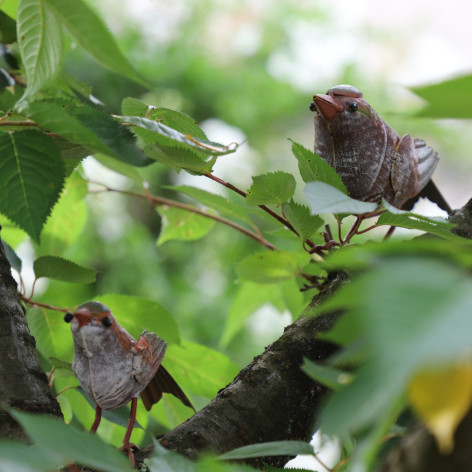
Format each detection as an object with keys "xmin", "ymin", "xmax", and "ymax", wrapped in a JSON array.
[
  {"xmin": 140, "ymin": 364, "xmax": 196, "ymax": 412},
  {"xmin": 414, "ymin": 138, "xmax": 440, "ymax": 191},
  {"xmin": 132, "ymin": 331, "xmax": 166, "ymax": 386}
]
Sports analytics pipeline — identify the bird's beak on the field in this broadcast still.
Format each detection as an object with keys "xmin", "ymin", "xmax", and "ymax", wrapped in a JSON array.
[{"xmin": 312, "ymin": 94, "xmax": 343, "ymax": 121}]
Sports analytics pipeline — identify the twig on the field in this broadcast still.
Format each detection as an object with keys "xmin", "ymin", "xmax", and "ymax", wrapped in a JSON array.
[
  {"xmin": 94, "ymin": 185, "xmax": 279, "ymax": 251},
  {"xmin": 19, "ymin": 294, "xmax": 71, "ymax": 312}
]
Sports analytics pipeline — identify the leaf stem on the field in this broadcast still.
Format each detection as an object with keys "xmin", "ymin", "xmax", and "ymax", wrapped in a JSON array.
[
  {"xmin": 95, "ymin": 185, "xmax": 279, "ymax": 251},
  {"xmin": 19, "ymin": 293, "xmax": 71, "ymax": 312}
]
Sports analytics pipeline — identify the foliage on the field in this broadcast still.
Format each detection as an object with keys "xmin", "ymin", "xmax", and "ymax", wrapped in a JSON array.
[{"xmin": 0, "ymin": 1, "xmax": 472, "ymax": 472}]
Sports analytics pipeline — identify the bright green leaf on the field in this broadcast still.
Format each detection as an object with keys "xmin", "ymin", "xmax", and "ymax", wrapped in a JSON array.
[
  {"xmin": 282, "ymin": 200, "xmax": 323, "ymax": 241},
  {"xmin": 217, "ymin": 440, "xmax": 314, "ymax": 460},
  {"xmin": 236, "ymin": 250, "xmax": 303, "ymax": 284},
  {"xmin": 246, "ymin": 171, "xmax": 296, "ymax": 206},
  {"xmin": 157, "ymin": 206, "xmax": 214, "ymax": 245},
  {"xmin": 304, "ymin": 181, "xmax": 377, "ymax": 215},
  {"xmin": 9, "ymin": 409, "xmax": 131, "ymax": 472},
  {"xmin": 42, "ymin": 0, "xmax": 146, "ymax": 87},
  {"xmin": 17, "ymin": 0, "xmax": 63, "ymax": 96},
  {"xmin": 33, "ymin": 255, "xmax": 96, "ymax": 283},
  {"xmin": 37, "ymin": 172, "xmax": 88, "ymax": 256},
  {"xmin": 165, "ymin": 341, "xmax": 240, "ymax": 399},
  {"xmin": 291, "ymin": 140, "xmax": 347, "ymax": 193},
  {"xmin": 97, "ymin": 294, "xmax": 180, "ymax": 345},
  {"xmin": 411, "ymin": 74, "xmax": 472, "ymax": 119},
  {"xmin": 0, "ymin": 130, "xmax": 64, "ymax": 242}
]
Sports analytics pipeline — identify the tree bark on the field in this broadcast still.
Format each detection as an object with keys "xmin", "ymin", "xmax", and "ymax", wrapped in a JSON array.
[{"xmin": 0, "ymin": 232, "xmax": 62, "ymax": 440}]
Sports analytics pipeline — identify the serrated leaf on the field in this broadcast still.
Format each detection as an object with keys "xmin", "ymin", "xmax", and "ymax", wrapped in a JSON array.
[
  {"xmin": 17, "ymin": 0, "xmax": 63, "ymax": 96},
  {"xmin": 236, "ymin": 250, "xmax": 302, "ymax": 284},
  {"xmin": 411, "ymin": 74, "xmax": 472, "ymax": 119},
  {"xmin": 217, "ymin": 440, "xmax": 314, "ymax": 460},
  {"xmin": 0, "ymin": 130, "xmax": 64, "ymax": 242},
  {"xmin": 37, "ymin": 172, "xmax": 88, "ymax": 256},
  {"xmin": 42, "ymin": 0, "xmax": 146, "ymax": 87},
  {"xmin": 246, "ymin": 171, "xmax": 296, "ymax": 206},
  {"xmin": 408, "ymin": 364, "xmax": 472, "ymax": 453},
  {"xmin": 166, "ymin": 185, "xmax": 252, "ymax": 225},
  {"xmin": 33, "ymin": 255, "xmax": 96, "ymax": 283},
  {"xmin": 304, "ymin": 181, "xmax": 377, "ymax": 215},
  {"xmin": 291, "ymin": 140, "xmax": 347, "ymax": 193},
  {"xmin": 157, "ymin": 206, "xmax": 214, "ymax": 245},
  {"xmin": 301, "ymin": 358, "xmax": 353, "ymax": 391},
  {"xmin": 97, "ymin": 294, "xmax": 180, "ymax": 345},
  {"xmin": 26, "ymin": 98, "xmax": 151, "ymax": 167},
  {"xmin": 8, "ymin": 409, "xmax": 131, "ymax": 472},
  {"xmin": 282, "ymin": 200, "xmax": 323, "ymax": 241}
]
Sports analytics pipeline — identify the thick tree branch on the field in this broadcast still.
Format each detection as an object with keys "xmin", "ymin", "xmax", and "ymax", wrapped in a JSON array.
[
  {"xmin": 136, "ymin": 272, "xmax": 348, "ymax": 468},
  {"xmin": 0, "ymin": 232, "xmax": 62, "ymax": 440}
]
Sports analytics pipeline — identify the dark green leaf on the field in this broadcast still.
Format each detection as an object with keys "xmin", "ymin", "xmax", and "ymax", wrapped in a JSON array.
[
  {"xmin": 0, "ymin": 130, "xmax": 64, "ymax": 242},
  {"xmin": 2, "ymin": 240, "xmax": 22, "ymax": 272},
  {"xmin": 9, "ymin": 409, "xmax": 131, "ymax": 471},
  {"xmin": 17, "ymin": 0, "xmax": 64, "ymax": 96},
  {"xmin": 236, "ymin": 250, "xmax": 304, "ymax": 284},
  {"xmin": 49, "ymin": 357, "xmax": 72, "ymax": 371},
  {"xmin": 282, "ymin": 200, "xmax": 324, "ymax": 241},
  {"xmin": 411, "ymin": 74, "xmax": 472, "ymax": 118},
  {"xmin": 0, "ymin": 11, "xmax": 17, "ymax": 44},
  {"xmin": 304, "ymin": 182, "xmax": 377, "ymax": 215},
  {"xmin": 246, "ymin": 171, "xmax": 296, "ymax": 205},
  {"xmin": 157, "ymin": 206, "xmax": 214, "ymax": 245},
  {"xmin": 42, "ymin": 0, "xmax": 147, "ymax": 87},
  {"xmin": 217, "ymin": 440, "xmax": 313, "ymax": 460},
  {"xmin": 33, "ymin": 255, "xmax": 96, "ymax": 283},
  {"xmin": 291, "ymin": 140, "xmax": 347, "ymax": 193},
  {"xmin": 301, "ymin": 358, "xmax": 353, "ymax": 390}
]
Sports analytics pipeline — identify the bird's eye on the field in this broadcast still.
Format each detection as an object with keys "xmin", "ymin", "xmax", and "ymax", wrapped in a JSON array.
[
  {"xmin": 309, "ymin": 102, "xmax": 317, "ymax": 112},
  {"xmin": 102, "ymin": 316, "xmax": 112, "ymax": 327},
  {"xmin": 348, "ymin": 102, "xmax": 358, "ymax": 112},
  {"xmin": 64, "ymin": 312, "xmax": 73, "ymax": 323}
]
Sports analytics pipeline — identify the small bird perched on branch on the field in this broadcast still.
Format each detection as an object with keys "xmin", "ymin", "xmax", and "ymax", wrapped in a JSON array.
[
  {"xmin": 64, "ymin": 301, "xmax": 195, "ymax": 465},
  {"xmin": 310, "ymin": 84, "xmax": 452, "ymax": 213}
]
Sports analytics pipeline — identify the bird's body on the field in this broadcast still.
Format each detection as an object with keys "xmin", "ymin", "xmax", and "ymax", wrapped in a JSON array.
[
  {"xmin": 65, "ymin": 301, "xmax": 194, "ymax": 464},
  {"xmin": 310, "ymin": 84, "xmax": 451, "ymax": 212}
]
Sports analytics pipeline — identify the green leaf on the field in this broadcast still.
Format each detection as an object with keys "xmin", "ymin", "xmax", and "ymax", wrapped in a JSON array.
[
  {"xmin": 122, "ymin": 98, "xmax": 207, "ymax": 140},
  {"xmin": 9, "ymin": 409, "xmax": 131, "ymax": 472},
  {"xmin": 246, "ymin": 171, "xmax": 296, "ymax": 206},
  {"xmin": 49, "ymin": 356, "xmax": 72, "ymax": 371},
  {"xmin": 17, "ymin": 0, "xmax": 63, "ymax": 96},
  {"xmin": 120, "ymin": 115, "xmax": 237, "ymax": 157},
  {"xmin": 97, "ymin": 294, "xmax": 181, "ymax": 345},
  {"xmin": 319, "ymin": 258, "xmax": 472, "ymax": 437},
  {"xmin": 301, "ymin": 358, "xmax": 353, "ymax": 391},
  {"xmin": 0, "ymin": 130, "xmax": 64, "ymax": 242},
  {"xmin": 411, "ymin": 74, "xmax": 472, "ymax": 119},
  {"xmin": 0, "ymin": 441, "xmax": 62, "ymax": 472},
  {"xmin": 166, "ymin": 185, "xmax": 252, "ymax": 225},
  {"xmin": 236, "ymin": 251, "xmax": 303, "ymax": 284},
  {"xmin": 148, "ymin": 442, "xmax": 195, "ymax": 472},
  {"xmin": 291, "ymin": 140, "xmax": 347, "ymax": 193},
  {"xmin": 157, "ymin": 206, "xmax": 214, "ymax": 245},
  {"xmin": 2, "ymin": 240, "xmax": 22, "ymax": 272},
  {"xmin": 165, "ymin": 341, "xmax": 240, "ymax": 399},
  {"xmin": 304, "ymin": 181, "xmax": 377, "ymax": 215},
  {"xmin": 26, "ymin": 98, "xmax": 152, "ymax": 167},
  {"xmin": 33, "ymin": 255, "xmax": 96, "ymax": 283},
  {"xmin": 36, "ymin": 172, "xmax": 88, "ymax": 256},
  {"xmin": 0, "ymin": 10, "xmax": 17, "ymax": 43},
  {"xmin": 217, "ymin": 440, "xmax": 313, "ymax": 460},
  {"xmin": 282, "ymin": 200, "xmax": 324, "ymax": 241},
  {"xmin": 377, "ymin": 208, "xmax": 461, "ymax": 241},
  {"xmin": 42, "ymin": 0, "xmax": 146, "ymax": 87}
]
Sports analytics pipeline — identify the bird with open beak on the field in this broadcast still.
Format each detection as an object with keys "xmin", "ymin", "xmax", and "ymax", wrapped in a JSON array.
[
  {"xmin": 64, "ymin": 301, "xmax": 195, "ymax": 465},
  {"xmin": 310, "ymin": 84, "xmax": 451, "ymax": 213}
]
